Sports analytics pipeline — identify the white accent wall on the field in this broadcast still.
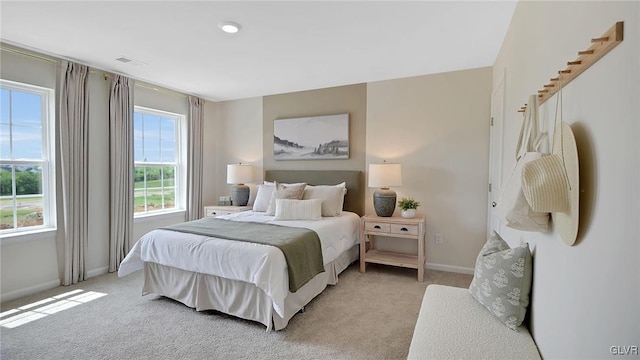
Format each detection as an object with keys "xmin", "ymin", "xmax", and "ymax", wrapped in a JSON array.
[{"xmin": 493, "ymin": 2, "xmax": 640, "ymax": 358}]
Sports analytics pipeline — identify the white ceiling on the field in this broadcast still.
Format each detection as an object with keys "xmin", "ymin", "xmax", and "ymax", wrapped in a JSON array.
[{"xmin": 0, "ymin": 1, "xmax": 517, "ymax": 101}]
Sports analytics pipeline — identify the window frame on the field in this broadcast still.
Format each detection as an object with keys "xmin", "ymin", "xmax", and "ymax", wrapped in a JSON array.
[
  {"xmin": 0, "ymin": 79, "xmax": 56, "ymax": 236},
  {"xmin": 133, "ymin": 106, "xmax": 185, "ymax": 217}
]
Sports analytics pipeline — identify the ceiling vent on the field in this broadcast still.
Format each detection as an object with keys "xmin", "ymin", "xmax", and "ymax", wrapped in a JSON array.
[{"xmin": 115, "ymin": 56, "xmax": 147, "ymax": 68}]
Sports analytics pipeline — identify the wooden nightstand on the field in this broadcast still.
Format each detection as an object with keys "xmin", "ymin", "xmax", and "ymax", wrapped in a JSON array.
[
  {"xmin": 360, "ymin": 215, "xmax": 426, "ymax": 281},
  {"xmin": 203, "ymin": 205, "xmax": 252, "ymax": 218}
]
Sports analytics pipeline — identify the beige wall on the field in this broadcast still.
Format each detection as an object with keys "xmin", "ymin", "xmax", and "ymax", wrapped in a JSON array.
[
  {"xmin": 204, "ymin": 84, "xmax": 367, "ymax": 205},
  {"xmin": 493, "ymin": 1, "xmax": 639, "ymax": 358},
  {"xmin": 262, "ymin": 84, "xmax": 367, "ymax": 174},
  {"xmin": 1, "ymin": 49, "xmax": 62, "ymax": 299},
  {"xmin": 201, "ymin": 68, "xmax": 492, "ymax": 274},
  {"xmin": 203, "ymin": 71, "xmax": 491, "ymax": 273},
  {"xmin": 201, "ymin": 101, "xmax": 219, "ymax": 207},
  {"xmin": 0, "ymin": 47, "xmax": 188, "ymax": 301},
  {"xmin": 202, "ymin": 97, "xmax": 264, "ymax": 205},
  {"xmin": 366, "ymin": 68, "xmax": 492, "ymax": 272}
]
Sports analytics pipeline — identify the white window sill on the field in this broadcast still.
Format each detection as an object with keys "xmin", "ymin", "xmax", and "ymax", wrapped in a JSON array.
[
  {"xmin": 134, "ymin": 209, "xmax": 186, "ymax": 224},
  {"xmin": 1, "ymin": 227, "xmax": 57, "ymax": 245}
]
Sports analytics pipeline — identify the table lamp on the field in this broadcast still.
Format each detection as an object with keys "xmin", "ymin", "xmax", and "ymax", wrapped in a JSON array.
[
  {"xmin": 368, "ymin": 162, "xmax": 402, "ymax": 217},
  {"xmin": 227, "ymin": 163, "xmax": 254, "ymax": 206}
]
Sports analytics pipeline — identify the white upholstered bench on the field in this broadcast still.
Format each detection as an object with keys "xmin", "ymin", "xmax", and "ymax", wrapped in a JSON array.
[{"xmin": 407, "ymin": 284, "xmax": 541, "ymax": 360}]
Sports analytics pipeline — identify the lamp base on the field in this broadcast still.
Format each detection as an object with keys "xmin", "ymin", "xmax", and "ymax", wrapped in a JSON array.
[
  {"xmin": 373, "ymin": 188, "xmax": 396, "ymax": 217},
  {"xmin": 231, "ymin": 184, "xmax": 250, "ymax": 206}
]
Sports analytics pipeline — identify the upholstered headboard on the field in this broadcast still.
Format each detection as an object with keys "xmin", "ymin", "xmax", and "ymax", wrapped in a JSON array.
[{"xmin": 264, "ymin": 170, "xmax": 364, "ymax": 216}]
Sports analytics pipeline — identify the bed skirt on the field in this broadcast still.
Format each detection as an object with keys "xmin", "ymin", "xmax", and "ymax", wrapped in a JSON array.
[{"xmin": 142, "ymin": 244, "xmax": 359, "ymax": 331}]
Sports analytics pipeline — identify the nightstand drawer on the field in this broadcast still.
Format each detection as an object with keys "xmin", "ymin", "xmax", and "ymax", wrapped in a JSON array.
[
  {"xmin": 203, "ymin": 205, "xmax": 252, "ymax": 218},
  {"xmin": 390, "ymin": 223, "xmax": 419, "ymax": 236},
  {"xmin": 365, "ymin": 222, "xmax": 390, "ymax": 233},
  {"xmin": 206, "ymin": 208, "xmax": 231, "ymax": 217}
]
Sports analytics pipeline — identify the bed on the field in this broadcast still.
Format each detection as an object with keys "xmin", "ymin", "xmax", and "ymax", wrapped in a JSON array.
[{"xmin": 118, "ymin": 170, "xmax": 364, "ymax": 330}]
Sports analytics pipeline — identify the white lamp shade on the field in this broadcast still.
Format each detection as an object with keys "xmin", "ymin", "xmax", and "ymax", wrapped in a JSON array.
[
  {"xmin": 368, "ymin": 163, "xmax": 402, "ymax": 188},
  {"xmin": 227, "ymin": 164, "xmax": 254, "ymax": 184}
]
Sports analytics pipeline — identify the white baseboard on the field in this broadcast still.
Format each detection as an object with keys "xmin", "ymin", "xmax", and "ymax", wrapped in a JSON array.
[
  {"xmin": 86, "ymin": 266, "xmax": 109, "ymax": 279},
  {"xmin": 1, "ymin": 266, "xmax": 109, "ymax": 303},
  {"xmin": 425, "ymin": 262, "xmax": 474, "ymax": 275},
  {"xmin": 1, "ymin": 279, "xmax": 60, "ymax": 303}
]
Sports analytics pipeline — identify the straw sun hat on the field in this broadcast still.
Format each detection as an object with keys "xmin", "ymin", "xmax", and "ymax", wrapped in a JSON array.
[{"xmin": 522, "ymin": 122, "xmax": 580, "ymax": 246}]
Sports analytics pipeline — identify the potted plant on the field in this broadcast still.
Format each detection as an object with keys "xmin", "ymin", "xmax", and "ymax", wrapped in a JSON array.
[{"xmin": 398, "ymin": 197, "xmax": 420, "ymax": 219}]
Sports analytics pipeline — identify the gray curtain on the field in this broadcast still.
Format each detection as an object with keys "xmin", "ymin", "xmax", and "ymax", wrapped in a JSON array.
[
  {"xmin": 58, "ymin": 61, "xmax": 90, "ymax": 285},
  {"xmin": 108, "ymin": 75, "xmax": 134, "ymax": 272},
  {"xmin": 186, "ymin": 96, "xmax": 204, "ymax": 221}
]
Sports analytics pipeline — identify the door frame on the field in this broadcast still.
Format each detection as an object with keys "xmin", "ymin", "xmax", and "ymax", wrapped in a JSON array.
[{"xmin": 487, "ymin": 69, "xmax": 506, "ymax": 236}]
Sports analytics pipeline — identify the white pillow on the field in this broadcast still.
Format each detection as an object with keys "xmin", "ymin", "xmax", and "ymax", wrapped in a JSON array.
[
  {"xmin": 247, "ymin": 183, "xmax": 258, "ymax": 206},
  {"xmin": 274, "ymin": 199, "xmax": 322, "ymax": 221},
  {"xmin": 252, "ymin": 184, "xmax": 274, "ymax": 212},
  {"xmin": 266, "ymin": 182, "xmax": 307, "ymax": 215},
  {"xmin": 264, "ymin": 180, "xmax": 306, "ymax": 187},
  {"xmin": 302, "ymin": 182, "xmax": 347, "ymax": 217}
]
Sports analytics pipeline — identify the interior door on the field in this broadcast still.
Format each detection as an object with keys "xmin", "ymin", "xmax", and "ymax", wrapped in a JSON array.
[{"xmin": 487, "ymin": 71, "xmax": 505, "ymax": 236}]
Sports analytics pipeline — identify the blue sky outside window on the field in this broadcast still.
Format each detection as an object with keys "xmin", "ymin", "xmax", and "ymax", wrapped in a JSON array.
[{"xmin": 0, "ymin": 89, "xmax": 43, "ymax": 160}]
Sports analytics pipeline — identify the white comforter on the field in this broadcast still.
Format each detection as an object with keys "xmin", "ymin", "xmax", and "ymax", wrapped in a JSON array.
[{"xmin": 118, "ymin": 211, "xmax": 360, "ymax": 316}]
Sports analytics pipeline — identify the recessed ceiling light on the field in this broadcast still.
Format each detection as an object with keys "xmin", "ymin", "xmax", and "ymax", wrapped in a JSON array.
[{"xmin": 218, "ymin": 21, "xmax": 241, "ymax": 34}]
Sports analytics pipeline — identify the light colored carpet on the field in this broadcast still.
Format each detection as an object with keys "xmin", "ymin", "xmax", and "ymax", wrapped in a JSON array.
[{"xmin": 1, "ymin": 264, "xmax": 471, "ymax": 360}]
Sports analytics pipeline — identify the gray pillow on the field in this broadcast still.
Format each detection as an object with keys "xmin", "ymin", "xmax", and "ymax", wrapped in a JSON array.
[{"xmin": 468, "ymin": 231, "xmax": 533, "ymax": 331}]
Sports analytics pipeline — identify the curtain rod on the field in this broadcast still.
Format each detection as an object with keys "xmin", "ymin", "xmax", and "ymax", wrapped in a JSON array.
[
  {"xmin": 134, "ymin": 81, "xmax": 188, "ymax": 99},
  {"xmin": 2, "ymin": 43, "xmax": 193, "ymax": 100},
  {"xmin": 97, "ymin": 71, "xmax": 188, "ymax": 99},
  {"xmin": 0, "ymin": 45, "xmax": 56, "ymax": 63}
]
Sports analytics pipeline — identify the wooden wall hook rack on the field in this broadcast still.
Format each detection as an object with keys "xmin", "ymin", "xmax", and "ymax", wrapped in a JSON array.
[{"xmin": 517, "ymin": 21, "xmax": 623, "ymax": 113}]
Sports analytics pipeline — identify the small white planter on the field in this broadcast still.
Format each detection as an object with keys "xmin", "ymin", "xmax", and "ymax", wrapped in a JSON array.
[{"xmin": 401, "ymin": 209, "xmax": 416, "ymax": 219}]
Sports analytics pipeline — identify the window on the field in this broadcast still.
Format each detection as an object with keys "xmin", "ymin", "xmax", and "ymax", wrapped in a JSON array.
[
  {"xmin": 0, "ymin": 80, "xmax": 55, "ymax": 234},
  {"xmin": 134, "ymin": 107, "xmax": 184, "ymax": 215}
]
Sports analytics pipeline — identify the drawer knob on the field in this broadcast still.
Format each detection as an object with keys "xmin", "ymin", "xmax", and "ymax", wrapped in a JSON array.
[
  {"xmin": 374, "ymin": 225, "xmax": 381, "ymax": 229},
  {"xmin": 400, "ymin": 227, "xmax": 408, "ymax": 232}
]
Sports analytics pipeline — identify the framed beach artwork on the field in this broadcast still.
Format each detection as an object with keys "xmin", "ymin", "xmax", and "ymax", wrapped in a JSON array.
[{"xmin": 273, "ymin": 114, "xmax": 349, "ymax": 160}]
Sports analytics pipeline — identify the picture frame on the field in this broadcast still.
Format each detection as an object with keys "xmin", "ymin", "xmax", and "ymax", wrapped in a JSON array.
[{"xmin": 273, "ymin": 113, "xmax": 349, "ymax": 161}]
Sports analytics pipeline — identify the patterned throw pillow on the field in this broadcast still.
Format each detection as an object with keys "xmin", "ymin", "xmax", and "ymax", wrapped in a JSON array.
[{"xmin": 468, "ymin": 231, "xmax": 533, "ymax": 331}]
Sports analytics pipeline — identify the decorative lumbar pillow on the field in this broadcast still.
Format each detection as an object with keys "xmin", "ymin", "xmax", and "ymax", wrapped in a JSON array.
[
  {"xmin": 302, "ymin": 182, "xmax": 347, "ymax": 217},
  {"xmin": 266, "ymin": 182, "xmax": 307, "ymax": 216},
  {"xmin": 252, "ymin": 184, "xmax": 274, "ymax": 212},
  {"xmin": 468, "ymin": 231, "xmax": 533, "ymax": 331},
  {"xmin": 274, "ymin": 199, "xmax": 322, "ymax": 221}
]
